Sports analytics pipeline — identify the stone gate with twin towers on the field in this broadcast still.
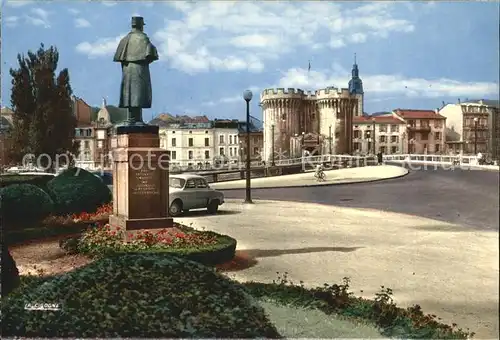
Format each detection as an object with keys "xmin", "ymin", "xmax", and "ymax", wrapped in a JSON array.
[{"xmin": 260, "ymin": 58, "xmax": 364, "ymax": 162}]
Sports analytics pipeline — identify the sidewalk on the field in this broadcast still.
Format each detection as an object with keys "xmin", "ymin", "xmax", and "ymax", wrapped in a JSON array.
[
  {"xmin": 176, "ymin": 200, "xmax": 499, "ymax": 339},
  {"xmin": 210, "ymin": 165, "xmax": 408, "ymax": 190}
]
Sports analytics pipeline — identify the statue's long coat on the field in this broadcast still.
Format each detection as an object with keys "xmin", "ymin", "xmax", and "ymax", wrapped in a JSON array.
[{"xmin": 113, "ymin": 29, "xmax": 159, "ymax": 108}]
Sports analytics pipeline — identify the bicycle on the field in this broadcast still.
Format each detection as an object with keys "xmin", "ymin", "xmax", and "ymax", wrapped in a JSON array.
[{"xmin": 314, "ymin": 171, "xmax": 326, "ymax": 182}]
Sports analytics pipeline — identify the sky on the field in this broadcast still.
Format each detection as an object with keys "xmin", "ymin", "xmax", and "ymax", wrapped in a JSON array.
[{"xmin": 1, "ymin": 0, "xmax": 499, "ymax": 123}]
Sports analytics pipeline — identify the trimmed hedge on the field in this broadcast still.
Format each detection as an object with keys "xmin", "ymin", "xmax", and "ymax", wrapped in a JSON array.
[
  {"xmin": 5, "ymin": 221, "xmax": 92, "ymax": 246},
  {"xmin": 1, "ymin": 247, "xmax": 20, "ymax": 297},
  {"xmin": 1, "ymin": 254, "xmax": 282, "ymax": 338},
  {"xmin": 0, "ymin": 183, "xmax": 54, "ymax": 227},
  {"xmin": 0, "ymin": 174, "xmax": 54, "ymax": 191},
  {"xmin": 61, "ymin": 224, "xmax": 237, "ymax": 266},
  {"xmin": 47, "ymin": 167, "xmax": 112, "ymax": 215}
]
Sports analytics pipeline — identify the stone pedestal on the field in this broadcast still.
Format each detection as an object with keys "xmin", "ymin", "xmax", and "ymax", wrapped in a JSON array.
[{"xmin": 109, "ymin": 128, "xmax": 173, "ymax": 232}]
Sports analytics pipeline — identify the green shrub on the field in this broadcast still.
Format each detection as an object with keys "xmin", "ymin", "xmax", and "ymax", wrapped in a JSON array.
[
  {"xmin": 62, "ymin": 223, "xmax": 236, "ymax": 266},
  {"xmin": 47, "ymin": 167, "xmax": 111, "ymax": 215},
  {"xmin": 243, "ymin": 273, "xmax": 474, "ymax": 339},
  {"xmin": 1, "ymin": 254, "xmax": 282, "ymax": 338},
  {"xmin": 0, "ymin": 174, "xmax": 54, "ymax": 191},
  {"xmin": 1, "ymin": 248, "xmax": 21, "ymax": 297},
  {"xmin": 0, "ymin": 183, "xmax": 54, "ymax": 227}
]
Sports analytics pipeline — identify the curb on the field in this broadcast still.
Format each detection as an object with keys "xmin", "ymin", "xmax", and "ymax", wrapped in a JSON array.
[{"xmin": 215, "ymin": 169, "xmax": 410, "ymax": 191}]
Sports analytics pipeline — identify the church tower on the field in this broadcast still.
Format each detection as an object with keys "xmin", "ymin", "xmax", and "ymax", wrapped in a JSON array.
[{"xmin": 348, "ymin": 53, "xmax": 364, "ymax": 116}]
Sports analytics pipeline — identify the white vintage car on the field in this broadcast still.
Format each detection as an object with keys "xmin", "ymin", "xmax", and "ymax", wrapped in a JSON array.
[{"xmin": 169, "ymin": 173, "xmax": 225, "ymax": 217}]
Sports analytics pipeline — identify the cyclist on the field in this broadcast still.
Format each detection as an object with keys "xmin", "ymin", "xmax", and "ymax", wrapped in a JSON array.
[{"xmin": 314, "ymin": 164, "xmax": 325, "ymax": 181}]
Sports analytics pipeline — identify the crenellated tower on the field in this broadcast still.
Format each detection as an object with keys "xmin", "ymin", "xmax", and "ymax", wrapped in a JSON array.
[{"xmin": 348, "ymin": 53, "xmax": 364, "ymax": 116}]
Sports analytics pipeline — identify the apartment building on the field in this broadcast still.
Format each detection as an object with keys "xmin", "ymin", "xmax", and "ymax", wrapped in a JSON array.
[
  {"xmin": 353, "ymin": 115, "xmax": 406, "ymax": 155},
  {"xmin": 238, "ymin": 121, "xmax": 264, "ymax": 161},
  {"xmin": 439, "ymin": 99, "xmax": 499, "ymax": 159},
  {"xmin": 393, "ymin": 109, "xmax": 446, "ymax": 154},
  {"xmin": 213, "ymin": 119, "xmax": 241, "ymax": 162},
  {"xmin": 159, "ymin": 122, "xmax": 215, "ymax": 168}
]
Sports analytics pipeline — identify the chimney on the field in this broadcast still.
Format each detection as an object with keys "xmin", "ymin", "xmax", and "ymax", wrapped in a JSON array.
[
  {"xmin": 435, "ymin": 108, "xmax": 439, "ymax": 114},
  {"xmin": 442, "ymin": 101, "xmax": 445, "ymax": 107},
  {"xmin": 458, "ymin": 98, "xmax": 461, "ymax": 104},
  {"xmin": 102, "ymin": 97, "xmax": 107, "ymax": 108}
]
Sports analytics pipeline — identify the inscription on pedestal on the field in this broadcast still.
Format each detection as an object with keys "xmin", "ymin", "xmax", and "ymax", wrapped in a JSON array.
[{"xmin": 131, "ymin": 168, "xmax": 160, "ymax": 196}]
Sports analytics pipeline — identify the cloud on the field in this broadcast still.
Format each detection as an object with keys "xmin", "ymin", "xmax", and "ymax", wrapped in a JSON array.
[
  {"xmin": 24, "ymin": 7, "xmax": 50, "ymax": 28},
  {"xmin": 203, "ymin": 86, "xmax": 261, "ymax": 107},
  {"xmin": 75, "ymin": 34, "xmax": 125, "ymax": 58},
  {"xmin": 4, "ymin": 16, "xmax": 19, "ymax": 27},
  {"xmin": 68, "ymin": 8, "xmax": 80, "ymax": 15},
  {"xmin": 153, "ymin": 1, "xmax": 416, "ymax": 74},
  {"xmin": 102, "ymin": 1, "xmax": 117, "ymax": 7},
  {"xmin": 4, "ymin": 0, "xmax": 34, "ymax": 7},
  {"xmin": 277, "ymin": 66, "xmax": 500, "ymax": 98},
  {"xmin": 74, "ymin": 18, "xmax": 91, "ymax": 28}
]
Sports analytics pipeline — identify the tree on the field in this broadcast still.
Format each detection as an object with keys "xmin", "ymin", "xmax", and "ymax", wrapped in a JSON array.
[{"xmin": 9, "ymin": 44, "xmax": 78, "ymax": 171}]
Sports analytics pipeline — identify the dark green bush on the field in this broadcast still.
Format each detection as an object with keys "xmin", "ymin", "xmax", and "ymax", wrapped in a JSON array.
[
  {"xmin": 0, "ymin": 174, "xmax": 54, "ymax": 191},
  {"xmin": 47, "ymin": 167, "xmax": 111, "ymax": 215},
  {"xmin": 0, "ymin": 183, "xmax": 54, "ymax": 227},
  {"xmin": 1, "ymin": 254, "xmax": 282, "ymax": 338},
  {"xmin": 1, "ymin": 247, "xmax": 20, "ymax": 297},
  {"xmin": 61, "ymin": 223, "xmax": 236, "ymax": 266}
]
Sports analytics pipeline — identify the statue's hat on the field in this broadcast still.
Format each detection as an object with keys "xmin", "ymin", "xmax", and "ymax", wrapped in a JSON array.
[{"xmin": 131, "ymin": 16, "xmax": 145, "ymax": 26}]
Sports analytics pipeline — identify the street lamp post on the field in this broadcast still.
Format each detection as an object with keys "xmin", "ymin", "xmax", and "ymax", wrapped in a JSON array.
[
  {"xmin": 271, "ymin": 124, "xmax": 275, "ymax": 166},
  {"xmin": 372, "ymin": 118, "xmax": 376, "ymax": 155},
  {"xmin": 407, "ymin": 124, "xmax": 411, "ymax": 154},
  {"xmin": 243, "ymin": 89, "xmax": 253, "ymax": 204},
  {"xmin": 329, "ymin": 125, "xmax": 333, "ymax": 155},
  {"xmin": 473, "ymin": 117, "xmax": 478, "ymax": 155},
  {"xmin": 366, "ymin": 131, "xmax": 371, "ymax": 154}
]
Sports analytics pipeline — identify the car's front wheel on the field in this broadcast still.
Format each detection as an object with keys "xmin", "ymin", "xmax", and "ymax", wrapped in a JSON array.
[
  {"xmin": 207, "ymin": 199, "xmax": 219, "ymax": 214},
  {"xmin": 169, "ymin": 200, "xmax": 183, "ymax": 217}
]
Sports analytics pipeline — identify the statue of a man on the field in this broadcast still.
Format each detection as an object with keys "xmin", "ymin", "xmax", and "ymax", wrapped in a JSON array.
[{"xmin": 113, "ymin": 16, "xmax": 159, "ymax": 125}]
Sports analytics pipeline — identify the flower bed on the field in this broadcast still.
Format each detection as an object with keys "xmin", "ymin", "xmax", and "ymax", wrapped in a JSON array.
[
  {"xmin": 5, "ymin": 203, "xmax": 112, "ymax": 246},
  {"xmin": 243, "ymin": 273, "xmax": 474, "ymax": 339},
  {"xmin": 61, "ymin": 223, "xmax": 237, "ymax": 266}
]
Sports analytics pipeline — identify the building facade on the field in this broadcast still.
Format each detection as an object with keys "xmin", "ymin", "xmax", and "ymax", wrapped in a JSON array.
[
  {"xmin": 439, "ymin": 99, "xmax": 499, "ymax": 159},
  {"xmin": 393, "ymin": 109, "xmax": 446, "ymax": 154},
  {"xmin": 353, "ymin": 115, "xmax": 406, "ymax": 155},
  {"xmin": 261, "ymin": 60, "xmax": 363, "ymax": 161}
]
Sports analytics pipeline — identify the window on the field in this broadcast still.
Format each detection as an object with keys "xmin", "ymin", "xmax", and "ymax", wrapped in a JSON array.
[
  {"xmin": 354, "ymin": 130, "xmax": 361, "ymax": 139},
  {"xmin": 84, "ymin": 141, "xmax": 90, "ymax": 149},
  {"xmin": 205, "ymin": 138, "xmax": 209, "ymax": 146},
  {"xmin": 235, "ymin": 135, "xmax": 238, "ymax": 144},
  {"xmin": 390, "ymin": 136, "xmax": 398, "ymax": 143},
  {"xmin": 408, "ymin": 120, "xmax": 416, "ymax": 127},
  {"xmin": 195, "ymin": 178, "xmax": 208, "ymax": 188},
  {"xmin": 188, "ymin": 138, "xmax": 193, "ymax": 147},
  {"xmin": 390, "ymin": 125, "xmax": 399, "ymax": 133},
  {"xmin": 171, "ymin": 151, "xmax": 177, "ymax": 160},
  {"xmin": 421, "ymin": 132, "xmax": 429, "ymax": 141},
  {"xmin": 188, "ymin": 151, "xmax": 193, "ymax": 159},
  {"xmin": 364, "ymin": 131, "xmax": 371, "ymax": 139},
  {"xmin": 219, "ymin": 135, "xmax": 224, "ymax": 144},
  {"xmin": 435, "ymin": 144, "xmax": 441, "ymax": 152},
  {"xmin": 97, "ymin": 141, "xmax": 103, "ymax": 148},
  {"xmin": 253, "ymin": 147, "xmax": 259, "ymax": 155},
  {"xmin": 353, "ymin": 142, "xmax": 361, "ymax": 151},
  {"xmin": 185, "ymin": 179, "xmax": 196, "ymax": 189},
  {"xmin": 205, "ymin": 150, "xmax": 210, "ymax": 159},
  {"xmin": 253, "ymin": 136, "xmax": 259, "ymax": 144},
  {"xmin": 435, "ymin": 132, "xmax": 441, "ymax": 140},
  {"xmin": 380, "ymin": 146, "xmax": 387, "ymax": 153},
  {"xmin": 205, "ymin": 130, "xmax": 208, "ymax": 134},
  {"xmin": 219, "ymin": 147, "xmax": 224, "ymax": 155},
  {"xmin": 169, "ymin": 178, "xmax": 185, "ymax": 188},
  {"xmin": 391, "ymin": 146, "xmax": 398, "ymax": 154},
  {"xmin": 379, "ymin": 136, "xmax": 386, "ymax": 143},
  {"xmin": 189, "ymin": 131, "xmax": 192, "ymax": 134},
  {"xmin": 171, "ymin": 138, "xmax": 176, "ymax": 147},
  {"xmin": 172, "ymin": 131, "xmax": 176, "ymax": 134},
  {"xmin": 421, "ymin": 120, "xmax": 430, "ymax": 128},
  {"xmin": 229, "ymin": 148, "xmax": 233, "ymax": 157},
  {"xmin": 229, "ymin": 135, "xmax": 233, "ymax": 144},
  {"xmin": 379, "ymin": 124, "xmax": 387, "ymax": 132}
]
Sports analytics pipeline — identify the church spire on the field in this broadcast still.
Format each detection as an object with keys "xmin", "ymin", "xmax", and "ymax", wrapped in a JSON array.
[{"xmin": 349, "ymin": 53, "xmax": 363, "ymax": 94}]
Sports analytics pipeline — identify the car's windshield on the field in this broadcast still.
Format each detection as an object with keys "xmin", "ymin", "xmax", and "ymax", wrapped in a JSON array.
[{"xmin": 169, "ymin": 177, "xmax": 185, "ymax": 188}]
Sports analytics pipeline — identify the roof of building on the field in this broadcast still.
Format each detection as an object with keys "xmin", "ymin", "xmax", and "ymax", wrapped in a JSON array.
[
  {"xmin": 150, "ymin": 113, "xmax": 210, "ymax": 126},
  {"xmin": 461, "ymin": 99, "xmax": 499, "ymax": 108},
  {"xmin": 394, "ymin": 109, "xmax": 446, "ymax": 120},
  {"xmin": 91, "ymin": 105, "xmax": 127, "ymax": 124},
  {"xmin": 353, "ymin": 115, "xmax": 405, "ymax": 124}
]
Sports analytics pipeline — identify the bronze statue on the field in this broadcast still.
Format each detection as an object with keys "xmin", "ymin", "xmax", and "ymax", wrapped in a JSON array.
[{"xmin": 114, "ymin": 16, "xmax": 158, "ymax": 126}]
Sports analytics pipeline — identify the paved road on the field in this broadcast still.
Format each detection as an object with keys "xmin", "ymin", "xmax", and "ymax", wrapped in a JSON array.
[{"xmin": 221, "ymin": 165, "xmax": 499, "ymax": 231}]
